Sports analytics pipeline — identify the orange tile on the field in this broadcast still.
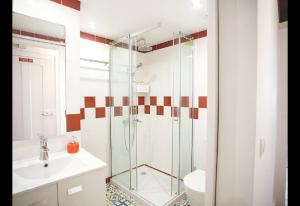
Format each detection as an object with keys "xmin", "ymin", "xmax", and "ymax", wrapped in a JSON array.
[
  {"xmin": 84, "ymin": 96, "xmax": 95, "ymax": 108},
  {"xmin": 199, "ymin": 96, "xmax": 207, "ymax": 108},
  {"xmin": 144, "ymin": 105, "xmax": 150, "ymax": 114},
  {"xmin": 131, "ymin": 106, "xmax": 138, "ymax": 115},
  {"xmin": 122, "ymin": 96, "xmax": 129, "ymax": 106},
  {"xmin": 80, "ymin": 108, "xmax": 85, "ymax": 119},
  {"xmin": 171, "ymin": 107, "xmax": 179, "ymax": 117},
  {"xmin": 114, "ymin": 107, "xmax": 123, "ymax": 116},
  {"xmin": 138, "ymin": 96, "xmax": 145, "ymax": 105},
  {"xmin": 164, "ymin": 96, "xmax": 171, "ymax": 106},
  {"xmin": 62, "ymin": 0, "xmax": 80, "ymax": 10},
  {"xmin": 157, "ymin": 106, "xmax": 164, "ymax": 115},
  {"xmin": 189, "ymin": 108, "xmax": 199, "ymax": 119},
  {"xmin": 106, "ymin": 96, "xmax": 114, "ymax": 107},
  {"xmin": 95, "ymin": 107, "xmax": 106, "ymax": 118},
  {"xmin": 150, "ymin": 96, "xmax": 157, "ymax": 105},
  {"xmin": 180, "ymin": 96, "xmax": 189, "ymax": 107},
  {"xmin": 66, "ymin": 114, "xmax": 81, "ymax": 131}
]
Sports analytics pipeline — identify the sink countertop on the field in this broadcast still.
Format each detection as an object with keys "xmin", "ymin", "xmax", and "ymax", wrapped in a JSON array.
[{"xmin": 13, "ymin": 148, "xmax": 107, "ymax": 196}]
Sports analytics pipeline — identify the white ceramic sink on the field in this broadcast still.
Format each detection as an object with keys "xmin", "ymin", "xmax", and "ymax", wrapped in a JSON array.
[
  {"xmin": 13, "ymin": 148, "xmax": 106, "ymax": 195},
  {"xmin": 14, "ymin": 156, "xmax": 86, "ymax": 179}
]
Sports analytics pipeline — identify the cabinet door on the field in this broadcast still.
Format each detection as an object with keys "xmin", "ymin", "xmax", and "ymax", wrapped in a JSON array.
[
  {"xmin": 58, "ymin": 169, "xmax": 106, "ymax": 206},
  {"xmin": 13, "ymin": 184, "xmax": 58, "ymax": 206}
]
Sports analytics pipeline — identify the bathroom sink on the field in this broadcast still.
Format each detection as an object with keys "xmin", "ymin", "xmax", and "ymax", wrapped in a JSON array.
[
  {"xmin": 13, "ymin": 148, "xmax": 107, "ymax": 195},
  {"xmin": 14, "ymin": 156, "xmax": 86, "ymax": 180}
]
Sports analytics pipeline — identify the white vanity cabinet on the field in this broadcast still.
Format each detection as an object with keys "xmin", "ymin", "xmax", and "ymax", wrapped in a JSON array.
[
  {"xmin": 57, "ymin": 169, "xmax": 106, "ymax": 206},
  {"xmin": 13, "ymin": 184, "xmax": 58, "ymax": 206},
  {"xmin": 13, "ymin": 169, "xmax": 106, "ymax": 206}
]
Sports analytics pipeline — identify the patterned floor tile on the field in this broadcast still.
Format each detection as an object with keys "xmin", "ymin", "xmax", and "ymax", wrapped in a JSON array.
[{"xmin": 106, "ymin": 183, "xmax": 189, "ymax": 206}]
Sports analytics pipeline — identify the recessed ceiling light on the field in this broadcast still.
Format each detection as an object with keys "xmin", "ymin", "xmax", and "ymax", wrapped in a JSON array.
[
  {"xmin": 89, "ymin": 22, "xmax": 95, "ymax": 29},
  {"xmin": 191, "ymin": 0, "xmax": 202, "ymax": 9}
]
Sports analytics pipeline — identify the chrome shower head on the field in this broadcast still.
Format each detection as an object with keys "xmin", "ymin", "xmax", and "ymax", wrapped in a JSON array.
[
  {"xmin": 137, "ymin": 38, "xmax": 152, "ymax": 52},
  {"xmin": 138, "ymin": 45, "xmax": 152, "ymax": 52}
]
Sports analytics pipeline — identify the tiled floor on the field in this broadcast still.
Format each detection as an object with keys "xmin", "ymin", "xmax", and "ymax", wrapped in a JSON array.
[
  {"xmin": 106, "ymin": 182, "xmax": 189, "ymax": 206},
  {"xmin": 113, "ymin": 165, "xmax": 180, "ymax": 205}
]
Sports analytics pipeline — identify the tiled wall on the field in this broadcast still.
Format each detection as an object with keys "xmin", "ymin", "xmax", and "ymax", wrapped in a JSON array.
[
  {"xmin": 77, "ymin": 95, "xmax": 207, "ymax": 120},
  {"xmin": 66, "ymin": 95, "xmax": 207, "ymax": 133}
]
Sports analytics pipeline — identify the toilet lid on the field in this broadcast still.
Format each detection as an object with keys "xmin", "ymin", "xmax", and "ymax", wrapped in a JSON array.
[{"xmin": 183, "ymin": 169, "xmax": 206, "ymax": 193}]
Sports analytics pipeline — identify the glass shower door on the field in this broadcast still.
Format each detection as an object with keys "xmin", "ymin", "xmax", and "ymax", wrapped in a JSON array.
[
  {"xmin": 172, "ymin": 32, "xmax": 194, "ymax": 195},
  {"xmin": 110, "ymin": 36, "xmax": 133, "ymax": 190}
]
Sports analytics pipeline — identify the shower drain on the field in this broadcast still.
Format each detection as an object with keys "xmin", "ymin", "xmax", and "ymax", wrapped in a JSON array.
[{"xmin": 140, "ymin": 171, "xmax": 147, "ymax": 175}]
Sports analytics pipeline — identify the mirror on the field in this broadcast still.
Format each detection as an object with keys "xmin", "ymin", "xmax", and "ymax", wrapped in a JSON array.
[{"xmin": 13, "ymin": 12, "xmax": 66, "ymax": 141}]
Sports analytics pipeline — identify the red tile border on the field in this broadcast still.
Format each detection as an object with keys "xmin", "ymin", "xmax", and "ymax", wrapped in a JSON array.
[
  {"xmin": 80, "ymin": 31, "xmax": 95, "ymax": 41},
  {"xmin": 114, "ymin": 107, "xmax": 123, "ymax": 116},
  {"xmin": 150, "ymin": 96, "xmax": 157, "ymax": 105},
  {"xmin": 66, "ymin": 114, "xmax": 81, "ymax": 131},
  {"xmin": 80, "ymin": 31, "xmax": 114, "ymax": 45},
  {"xmin": 84, "ymin": 96, "xmax": 95, "ymax": 108},
  {"xmin": 13, "ymin": 28, "xmax": 65, "ymax": 43},
  {"xmin": 157, "ymin": 106, "xmax": 164, "ymax": 115},
  {"xmin": 12, "ymin": 29, "xmax": 20, "ymax": 35},
  {"xmin": 164, "ymin": 96, "xmax": 171, "ymax": 106},
  {"xmin": 142, "ymin": 30, "xmax": 207, "ymax": 53},
  {"xmin": 20, "ymin": 31, "xmax": 35, "ymax": 37},
  {"xmin": 199, "ymin": 96, "xmax": 207, "ymax": 108},
  {"xmin": 80, "ymin": 108, "xmax": 85, "ymax": 120},
  {"xmin": 96, "ymin": 107, "xmax": 106, "ymax": 118},
  {"xmin": 51, "ymin": 0, "xmax": 80, "ymax": 11},
  {"xmin": 144, "ymin": 105, "xmax": 150, "ymax": 114},
  {"xmin": 79, "ymin": 30, "xmax": 206, "ymax": 53}
]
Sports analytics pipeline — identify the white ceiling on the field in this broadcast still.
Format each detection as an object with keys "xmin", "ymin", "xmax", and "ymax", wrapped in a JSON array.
[{"xmin": 80, "ymin": 0, "xmax": 207, "ymax": 46}]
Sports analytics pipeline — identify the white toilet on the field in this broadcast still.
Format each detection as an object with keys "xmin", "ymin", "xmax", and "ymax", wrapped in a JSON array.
[{"xmin": 183, "ymin": 169, "xmax": 206, "ymax": 206}]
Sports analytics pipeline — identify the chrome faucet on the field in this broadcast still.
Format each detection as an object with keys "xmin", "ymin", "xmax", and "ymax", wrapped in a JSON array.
[{"xmin": 39, "ymin": 135, "xmax": 49, "ymax": 161}]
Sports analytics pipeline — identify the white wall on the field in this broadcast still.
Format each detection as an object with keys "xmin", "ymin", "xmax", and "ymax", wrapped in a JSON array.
[
  {"xmin": 252, "ymin": 0, "xmax": 282, "ymax": 205},
  {"xmin": 272, "ymin": 22, "xmax": 287, "ymax": 206},
  {"xmin": 217, "ymin": 0, "xmax": 257, "ymax": 205},
  {"xmin": 79, "ymin": 39, "xmax": 111, "ymax": 176},
  {"xmin": 205, "ymin": 0, "xmax": 219, "ymax": 205},
  {"xmin": 217, "ymin": 0, "xmax": 286, "ymax": 206}
]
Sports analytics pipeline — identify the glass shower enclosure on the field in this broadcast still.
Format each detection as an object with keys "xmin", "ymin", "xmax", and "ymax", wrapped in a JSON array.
[{"xmin": 109, "ymin": 31, "xmax": 194, "ymax": 205}]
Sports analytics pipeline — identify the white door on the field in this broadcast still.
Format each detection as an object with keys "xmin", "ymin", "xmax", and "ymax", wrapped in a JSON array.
[{"xmin": 13, "ymin": 48, "xmax": 56, "ymax": 140}]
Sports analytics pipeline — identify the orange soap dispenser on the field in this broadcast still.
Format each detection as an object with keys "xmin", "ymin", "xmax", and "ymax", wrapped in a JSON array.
[{"xmin": 67, "ymin": 135, "xmax": 79, "ymax": 154}]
